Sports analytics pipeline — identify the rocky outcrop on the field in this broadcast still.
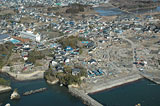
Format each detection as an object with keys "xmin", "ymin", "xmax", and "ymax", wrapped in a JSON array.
[
  {"xmin": 5, "ymin": 103, "xmax": 11, "ymax": 106},
  {"xmin": 0, "ymin": 86, "xmax": 12, "ymax": 93},
  {"xmin": 46, "ymin": 79, "xmax": 59, "ymax": 85},
  {"xmin": 68, "ymin": 84, "xmax": 79, "ymax": 88},
  {"xmin": 10, "ymin": 90, "xmax": 20, "ymax": 100}
]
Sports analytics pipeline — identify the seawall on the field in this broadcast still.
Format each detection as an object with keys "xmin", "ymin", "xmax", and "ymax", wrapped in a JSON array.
[
  {"xmin": 69, "ymin": 87, "xmax": 103, "ymax": 106},
  {"xmin": 85, "ymin": 73, "xmax": 142, "ymax": 94},
  {"xmin": 5, "ymin": 71, "xmax": 44, "ymax": 81},
  {"xmin": 140, "ymin": 73, "xmax": 160, "ymax": 84}
]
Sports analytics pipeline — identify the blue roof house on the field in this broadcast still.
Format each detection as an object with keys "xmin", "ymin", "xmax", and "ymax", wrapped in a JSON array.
[{"xmin": 65, "ymin": 46, "xmax": 73, "ymax": 51}]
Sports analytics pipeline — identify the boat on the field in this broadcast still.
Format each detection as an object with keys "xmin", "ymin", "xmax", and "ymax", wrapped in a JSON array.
[{"xmin": 135, "ymin": 103, "xmax": 141, "ymax": 106}]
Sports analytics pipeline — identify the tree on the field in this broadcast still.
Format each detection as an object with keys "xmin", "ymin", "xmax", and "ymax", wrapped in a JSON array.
[
  {"xmin": 28, "ymin": 50, "xmax": 45, "ymax": 64},
  {"xmin": 63, "ymin": 65, "xmax": 72, "ymax": 73}
]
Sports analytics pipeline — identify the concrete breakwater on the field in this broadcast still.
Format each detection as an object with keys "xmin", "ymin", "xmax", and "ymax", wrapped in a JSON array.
[
  {"xmin": 23, "ymin": 87, "xmax": 47, "ymax": 96},
  {"xmin": 69, "ymin": 87, "xmax": 103, "ymax": 106}
]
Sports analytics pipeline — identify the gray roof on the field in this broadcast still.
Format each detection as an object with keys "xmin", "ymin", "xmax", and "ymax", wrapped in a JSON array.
[{"xmin": 0, "ymin": 34, "xmax": 10, "ymax": 40}]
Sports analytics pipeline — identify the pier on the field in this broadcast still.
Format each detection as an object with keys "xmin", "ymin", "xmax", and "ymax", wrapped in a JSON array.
[
  {"xmin": 23, "ymin": 87, "xmax": 47, "ymax": 96},
  {"xmin": 69, "ymin": 87, "xmax": 103, "ymax": 106}
]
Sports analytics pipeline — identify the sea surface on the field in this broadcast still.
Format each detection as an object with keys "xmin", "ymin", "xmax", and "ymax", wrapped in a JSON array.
[
  {"xmin": 0, "ymin": 78, "xmax": 84, "ymax": 106},
  {"xmin": 94, "ymin": 6, "xmax": 160, "ymax": 16}
]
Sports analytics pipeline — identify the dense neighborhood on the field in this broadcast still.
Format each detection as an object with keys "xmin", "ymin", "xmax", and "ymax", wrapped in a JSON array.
[{"xmin": 1, "ymin": 0, "xmax": 160, "ymax": 106}]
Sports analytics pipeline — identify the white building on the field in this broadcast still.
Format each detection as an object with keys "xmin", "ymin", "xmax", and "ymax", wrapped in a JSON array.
[{"xmin": 20, "ymin": 31, "xmax": 41, "ymax": 42}]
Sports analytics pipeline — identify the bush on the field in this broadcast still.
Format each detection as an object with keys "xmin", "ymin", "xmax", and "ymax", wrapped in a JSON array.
[
  {"xmin": 28, "ymin": 50, "xmax": 45, "ymax": 64},
  {"xmin": 58, "ymin": 36, "xmax": 85, "ymax": 48},
  {"xmin": 0, "ymin": 78, "xmax": 10, "ymax": 86},
  {"xmin": 63, "ymin": 65, "xmax": 72, "ymax": 73},
  {"xmin": 66, "ymin": 3, "xmax": 85, "ymax": 14},
  {"xmin": 57, "ymin": 73, "xmax": 81, "ymax": 85}
]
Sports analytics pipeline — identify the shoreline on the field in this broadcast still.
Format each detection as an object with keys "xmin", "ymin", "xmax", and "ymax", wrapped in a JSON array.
[
  {"xmin": 90, "ymin": 78, "xmax": 142, "ymax": 95},
  {"xmin": 46, "ymin": 79, "xmax": 59, "ymax": 85},
  {"xmin": 0, "ymin": 71, "xmax": 45, "ymax": 81},
  {"xmin": 84, "ymin": 73, "xmax": 143, "ymax": 94}
]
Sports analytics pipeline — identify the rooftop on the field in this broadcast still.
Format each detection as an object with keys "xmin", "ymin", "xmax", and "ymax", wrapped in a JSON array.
[{"xmin": 0, "ymin": 34, "xmax": 10, "ymax": 40}]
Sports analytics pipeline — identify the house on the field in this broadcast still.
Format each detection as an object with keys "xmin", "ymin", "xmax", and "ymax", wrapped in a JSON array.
[
  {"xmin": 21, "ymin": 52, "xmax": 28, "ymax": 57},
  {"xmin": 64, "ymin": 58, "xmax": 70, "ymax": 63},
  {"xmin": 20, "ymin": 31, "xmax": 41, "ymax": 42},
  {"xmin": 55, "ymin": 65, "xmax": 63, "ymax": 72},
  {"xmin": 24, "ymin": 62, "xmax": 33, "ymax": 67},
  {"xmin": 85, "ymin": 42, "xmax": 94, "ymax": 48},
  {"xmin": 50, "ymin": 43, "xmax": 58, "ymax": 48},
  {"xmin": 88, "ymin": 59, "xmax": 96, "ymax": 65},
  {"xmin": 0, "ymin": 34, "xmax": 10, "ymax": 44},
  {"xmin": 12, "ymin": 36, "xmax": 30, "ymax": 43},
  {"xmin": 51, "ymin": 60, "xmax": 58, "ymax": 66},
  {"xmin": 72, "ymin": 68, "xmax": 81, "ymax": 76},
  {"xmin": 65, "ymin": 46, "xmax": 73, "ymax": 51},
  {"xmin": 23, "ymin": 57, "xmax": 28, "ymax": 61}
]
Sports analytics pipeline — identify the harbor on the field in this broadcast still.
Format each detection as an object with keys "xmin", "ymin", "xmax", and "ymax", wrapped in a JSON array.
[
  {"xmin": 90, "ymin": 79, "xmax": 160, "ymax": 106},
  {"xmin": 0, "ymin": 77, "xmax": 160, "ymax": 106}
]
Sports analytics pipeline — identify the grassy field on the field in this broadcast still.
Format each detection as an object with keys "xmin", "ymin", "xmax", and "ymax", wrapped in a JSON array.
[{"xmin": 0, "ymin": 42, "xmax": 14, "ymax": 68}]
